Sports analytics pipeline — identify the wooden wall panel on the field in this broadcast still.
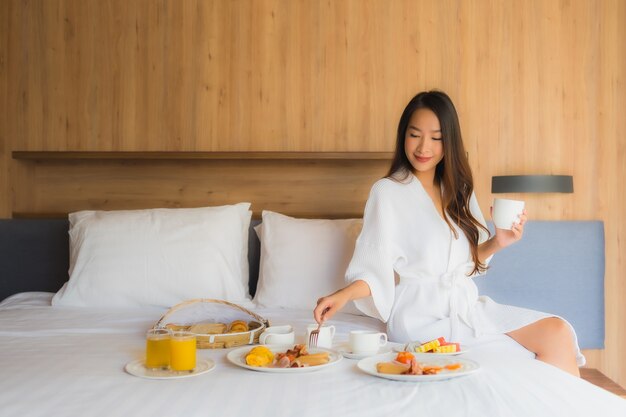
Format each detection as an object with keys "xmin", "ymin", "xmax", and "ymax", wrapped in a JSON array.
[
  {"xmin": 0, "ymin": 0, "xmax": 8, "ymax": 218},
  {"xmin": 2, "ymin": 0, "xmax": 625, "ymax": 386},
  {"xmin": 598, "ymin": 0, "xmax": 626, "ymax": 388}
]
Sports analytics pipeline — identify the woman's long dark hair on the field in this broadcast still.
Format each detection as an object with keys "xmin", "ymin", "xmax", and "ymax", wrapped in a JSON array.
[{"xmin": 387, "ymin": 90, "xmax": 489, "ymax": 275}]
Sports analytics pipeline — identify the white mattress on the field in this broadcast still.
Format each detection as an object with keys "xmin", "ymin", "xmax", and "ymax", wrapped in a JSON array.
[{"xmin": 0, "ymin": 292, "xmax": 625, "ymax": 417}]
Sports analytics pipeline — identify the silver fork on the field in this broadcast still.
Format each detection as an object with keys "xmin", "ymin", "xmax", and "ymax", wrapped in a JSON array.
[{"xmin": 308, "ymin": 307, "xmax": 330, "ymax": 347}]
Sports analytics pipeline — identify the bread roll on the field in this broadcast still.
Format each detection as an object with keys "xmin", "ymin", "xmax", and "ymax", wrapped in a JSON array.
[
  {"xmin": 189, "ymin": 322, "xmax": 227, "ymax": 334},
  {"xmin": 227, "ymin": 320, "xmax": 249, "ymax": 333}
]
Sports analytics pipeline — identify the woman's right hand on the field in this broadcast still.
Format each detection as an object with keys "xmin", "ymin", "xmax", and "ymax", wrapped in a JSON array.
[
  {"xmin": 313, "ymin": 280, "xmax": 372, "ymax": 324},
  {"xmin": 313, "ymin": 290, "xmax": 350, "ymax": 324}
]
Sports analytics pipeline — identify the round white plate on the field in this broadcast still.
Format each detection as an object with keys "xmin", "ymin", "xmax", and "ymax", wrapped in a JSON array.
[
  {"xmin": 393, "ymin": 344, "xmax": 469, "ymax": 356},
  {"xmin": 337, "ymin": 343, "xmax": 393, "ymax": 360},
  {"xmin": 125, "ymin": 358, "xmax": 215, "ymax": 380},
  {"xmin": 227, "ymin": 344, "xmax": 342, "ymax": 373},
  {"xmin": 357, "ymin": 353, "xmax": 480, "ymax": 382}
]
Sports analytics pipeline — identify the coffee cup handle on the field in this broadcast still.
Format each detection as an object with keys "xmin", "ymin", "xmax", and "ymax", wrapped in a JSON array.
[
  {"xmin": 260, "ymin": 332, "xmax": 271, "ymax": 344},
  {"xmin": 328, "ymin": 325, "xmax": 336, "ymax": 338},
  {"xmin": 380, "ymin": 333, "xmax": 388, "ymax": 346}
]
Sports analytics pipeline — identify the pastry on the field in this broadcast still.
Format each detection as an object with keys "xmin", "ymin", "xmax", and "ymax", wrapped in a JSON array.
[{"xmin": 228, "ymin": 320, "xmax": 249, "ymax": 333}]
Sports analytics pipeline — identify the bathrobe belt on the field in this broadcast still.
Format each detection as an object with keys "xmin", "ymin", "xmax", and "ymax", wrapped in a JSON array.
[{"xmin": 399, "ymin": 262, "xmax": 481, "ymax": 340}]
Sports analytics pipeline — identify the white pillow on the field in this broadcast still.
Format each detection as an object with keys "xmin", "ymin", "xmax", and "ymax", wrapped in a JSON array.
[
  {"xmin": 253, "ymin": 210, "xmax": 363, "ymax": 314},
  {"xmin": 52, "ymin": 203, "xmax": 253, "ymax": 308}
]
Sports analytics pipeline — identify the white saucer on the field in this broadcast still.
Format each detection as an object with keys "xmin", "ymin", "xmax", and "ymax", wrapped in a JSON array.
[
  {"xmin": 125, "ymin": 358, "xmax": 215, "ymax": 379},
  {"xmin": 337, "ymin": 343, "xmax": 392, "ymax": 360}
]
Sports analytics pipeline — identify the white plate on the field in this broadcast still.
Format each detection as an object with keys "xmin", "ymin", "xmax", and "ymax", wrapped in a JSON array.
[
  {"xmin": 227, "ymin": 344, "xmax": 342, "ymax": 373},
  {"xmin": 125, "ymin": 358, "xmax": 215, "ymax": 380},
  {"xmin": 393, "ymin": 344, "xmax": 469, "ymax": 356},
  {"xmin": 337, "ymin": 343, "xmax": 393, "ymax": 360},
  {"xmin": 357, "ymin": 353, "xmax": 480, "ymax": 382}
]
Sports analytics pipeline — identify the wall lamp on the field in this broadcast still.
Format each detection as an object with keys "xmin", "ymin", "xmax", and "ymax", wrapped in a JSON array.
[{"xmin": 491, "ymin": 175, "xmax": 574, "ymax": 193}]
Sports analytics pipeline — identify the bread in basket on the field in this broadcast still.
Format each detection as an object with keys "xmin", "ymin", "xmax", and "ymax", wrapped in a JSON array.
[{"xmin": 154, "ymin": 299, "xmax": 270, "ymax": 349}]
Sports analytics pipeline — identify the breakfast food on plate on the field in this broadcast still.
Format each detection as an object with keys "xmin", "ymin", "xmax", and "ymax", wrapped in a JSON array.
[
  {"xmin": 228, "ymin": 320, "xmax": 249, "ymax": 333},
  {"xmin": 376, "ymin": 361, "xmax": 411, "ymax": 375},
  {"xmin": 414, "ymin": 337, "xmax": 445, "ymax": 352},
  {"xmin": 395, "ymin": 351, "xmax": 416, "ymax": 365},
  {"xmin": 377, "ymin": 352, "xmax": 463, "ymax": 376},
  {"xmin": 245, "ymin": 346, "xmax": 275, "ymax": 366},
  {"xmin": 245, "ymin": 344, "xmax": 330, "ymax": 368},
  {"xmin": 433, "ymin": 343, "xmax": 461, "ymax": 353},
  {"xmin": 411, "ymin": 337, "xmax": 461, "ymax": 353}
]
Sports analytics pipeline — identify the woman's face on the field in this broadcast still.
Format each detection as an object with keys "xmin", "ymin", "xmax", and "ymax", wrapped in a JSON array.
[{"xmin": 404, "ymin": 108, "xmax": 444, "ymax": 180}]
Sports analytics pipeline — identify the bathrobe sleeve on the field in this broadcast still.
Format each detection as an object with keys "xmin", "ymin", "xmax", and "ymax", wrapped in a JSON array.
[
  {"xmin": 344, "ymin": 180, "xmax": 399, "ymax": 322},
  {"xmin": 469, "ymin": 191, "xmax": 493, "ymax": 272}
]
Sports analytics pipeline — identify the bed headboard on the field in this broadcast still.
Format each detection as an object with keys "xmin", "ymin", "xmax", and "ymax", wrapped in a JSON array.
[
  {"xmin": 0, "ymin": 219, "xmax": 70, "ymax": 299},
  {"xmin": 478, "ymin": 221, "xmax": 605, "ymax": 349},
  {"xmin": 0, "ymin": 218, "xmax": 605, "ymax": 349}
]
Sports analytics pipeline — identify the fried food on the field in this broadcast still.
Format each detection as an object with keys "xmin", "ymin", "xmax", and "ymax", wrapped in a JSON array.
[
  {"xmin": 376, "ymin": 361, "xmax": 410, "ymax": 375},
  {"xmin": 245, "ymin": 344, "xmax": 330, "ymax": 368},
  {"xmin": 246, "ymin": 346, "xmax": 275, "ymax": 367},
  {"xmin": 228, "ymin": 320, "xmax": 249, "ymax": 333},
  {"xmin": 376, "ymin": 352, "xmax": 463, "ymax": 376},
  {"xmin": 293, "ymin": 352, "xmax": 330, "ymax": 367}
]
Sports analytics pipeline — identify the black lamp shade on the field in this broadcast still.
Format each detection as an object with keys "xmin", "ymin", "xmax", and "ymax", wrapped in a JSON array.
[{"xmin": 491, "ymin": 175, "xmax": 573, "ymax": 193}]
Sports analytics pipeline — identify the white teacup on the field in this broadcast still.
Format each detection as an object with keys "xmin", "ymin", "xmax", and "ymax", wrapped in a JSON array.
[
  {"xmin": 306, "ymin": 324, "xmax": 336, "ymax": 349},
  {"xmin": 493, "ymin": 198, "xmax": 525, "ymax": 230},
  {"xmin": 349, "ymin": 330, "xmax": 388, "ymax": 355},
  {"xmin": 259, "ymin": 325, "xmax": 295, "ymax": 345}
]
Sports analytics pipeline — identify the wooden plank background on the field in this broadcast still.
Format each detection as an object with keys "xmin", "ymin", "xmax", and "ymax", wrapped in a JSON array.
[{"xmin": 1, "ymin": 0, "xmax": 625, "ymax": 386}]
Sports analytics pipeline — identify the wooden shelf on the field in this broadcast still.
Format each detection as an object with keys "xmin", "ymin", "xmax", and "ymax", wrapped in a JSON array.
[
  {"xmin": 11, "ymin": 211, "xmax": 364, "ymax": 219},
  {"xmin": 12, "ymin": 151, "xmax": 393, "ymax": 161}
]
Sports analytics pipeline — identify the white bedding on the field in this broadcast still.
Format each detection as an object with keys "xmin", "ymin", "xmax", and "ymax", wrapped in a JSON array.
[{"xmin": 1, "ymin": 292, "xmax": 625, "ymax": 417}]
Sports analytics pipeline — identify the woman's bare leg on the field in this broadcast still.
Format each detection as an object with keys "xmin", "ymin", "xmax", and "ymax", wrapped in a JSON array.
[{"xmin": 506, "ymin": 317, "xmax": 580, "ymax": 377}]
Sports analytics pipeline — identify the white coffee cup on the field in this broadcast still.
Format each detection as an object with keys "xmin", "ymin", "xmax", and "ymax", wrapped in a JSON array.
[
  {"xmin": 349, "ymin": 330, "xmax": 388, "ymax": 355},
  {"xmin": 306, "ymin": 324, "xmax": 336, "ymax": 349},
  {"xmin": 259, "ymin": 325, "xmax": 295, "ymax": 345},
  {"xmin": 493, "ymin": 198, "xmax": 525, "ymax": 230}
]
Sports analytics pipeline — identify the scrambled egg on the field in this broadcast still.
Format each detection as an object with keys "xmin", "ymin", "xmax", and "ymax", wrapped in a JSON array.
[{"xmin": 245, "ymin": 346, "xmax": 274, "ymax": 367}]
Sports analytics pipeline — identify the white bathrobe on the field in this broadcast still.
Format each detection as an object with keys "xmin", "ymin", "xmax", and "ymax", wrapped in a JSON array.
[{"xmin": 345, "ymin": 175, "xmax": 585, "ymax": 365}]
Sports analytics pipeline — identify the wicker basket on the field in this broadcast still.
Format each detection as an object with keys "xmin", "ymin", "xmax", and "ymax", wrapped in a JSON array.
[{"xmin": 154, "ymin": 299, "xmax": 270, "ymax": 349}]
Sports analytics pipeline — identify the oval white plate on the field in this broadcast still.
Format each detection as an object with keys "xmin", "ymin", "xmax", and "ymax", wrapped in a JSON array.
[
  {"xmin": 227, "ymin": 344, "xmax": 342, "ymax": 373},
  {"xmin": 393, "ymin": 344, "xmax": 469, "ymax": 356},
  {"xmin": 337, "ymin": 343, "xmax": 393, "ymax": 360},
  {"xmin": 357, "ymin": 353, "xmax": 480, "ymax": 382},
  {"xmin": 125, "ymin": 358, "xmax": 215, "ymax": 380}
]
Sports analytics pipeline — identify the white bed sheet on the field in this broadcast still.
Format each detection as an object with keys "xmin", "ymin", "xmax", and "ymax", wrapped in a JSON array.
[{"xmin": 0, "ymin": 292, "xmax": 625, "ymax": 417}]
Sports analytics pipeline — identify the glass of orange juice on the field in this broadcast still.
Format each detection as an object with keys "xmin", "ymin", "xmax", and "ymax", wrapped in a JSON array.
[
  {"xmin": 170, "ymin": 331, "xmax": 197, "ymax": 372},
  {"xmin": 145, "ymin": 328, "xmax": 171, "ymax": 369}
]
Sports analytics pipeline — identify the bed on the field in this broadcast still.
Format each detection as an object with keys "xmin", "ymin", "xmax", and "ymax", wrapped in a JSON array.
[{"xmin": 0, "ymin": 208, "xmax": 625, "ymax": 417}]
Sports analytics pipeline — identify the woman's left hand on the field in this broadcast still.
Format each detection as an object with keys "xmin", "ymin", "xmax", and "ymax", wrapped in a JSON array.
[{"xmin": 491, "ymin": 208, "xmax": 528, "ymax": 249}]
